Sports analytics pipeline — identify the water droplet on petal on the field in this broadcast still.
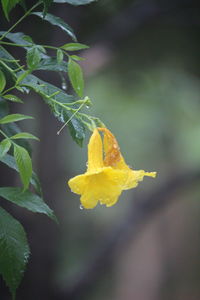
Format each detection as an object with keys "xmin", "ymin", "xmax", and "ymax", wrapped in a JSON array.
[
  {"xmin": 80, "ymin": 204, "xmax": 84, "ymax": 210},
  {"xmin": 86, "ymin": 105, "xmax": 90, "ymax": 109}
]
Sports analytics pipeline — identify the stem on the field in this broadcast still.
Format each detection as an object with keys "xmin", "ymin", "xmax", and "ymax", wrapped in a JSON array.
[
  {"xmin": 49, "ymin": 98, "xmax": 75, "ymax": 112},
  {"xmin": 0, "ymin": 41, "xmax": 31, "ymax": 47},
  {"xmin": 1, "ymin": 85, "xmax": 17, "ymax": 96},
  {"xmin": 79, "ymin": 114, "xmax": 106, "ymax": 129},
  {"xmin": 0, "ymin": 1, "xmax": 42, "ymax": 41},
  {"xmin": 0, "ymin": 129, "xmax": 9, "ymax": 139},
  {"xmin": 41, "ymin": 45, "xmax": 59, "ymax": 51},
  {"xmin": 0, "ymin": 60, "xmax": 18, "ymax": 79},
  {"xmin": 0, "ymin": 41, "xmax": 70, "ymax": 60},
  {"xmin": 0, "ymin": 41, "xmax": 59, "ymax": 50},
  {"xmin": 0, "ymin": 58, "xmax": 20, "ymax": 63}
]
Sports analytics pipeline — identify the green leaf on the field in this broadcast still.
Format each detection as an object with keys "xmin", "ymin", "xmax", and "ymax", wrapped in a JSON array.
[
  {"xmin": 0, "ymin": 113, "xmax": 33, "ymax": 124},
  {"xmin": 3, "ymin": 94, "xmax": 23, "ymax": 103},
  {"xmin": 0, "ymin": 32, "xmax": 47, "ymax": 61},
  {"xmin": 21, "ymin": 74, "xmax": 74, "ymax": 102},
  {"xmin": 0, "ymin": 153, "xmax": 42, "ymax": 195},
  {"xmin": 70, "ymin": 54, "xmax": 85, "ymax": 61},
  {"xmin": 0, "ymin": 70, "xmax": 6, "ymax": 93},
  {"xmin": 0, "ymin": 207, "xmax": 30, "ymax": 299},
  {"xmin": 14, "ymin": 144, "xmax": 32, "ymax": 190},
  {"xmin": 36, "ymin": 57, "xmax": 68, "ymax": 72},
  {"xmin": 0, "ymin": 60, "xmax": 17, "ymax": 85},
  {"xmin": 0, "ymin": 120, "xmax": 32, "ymax": 156},
  {"xmin": 21, "ymin": 74, "xmax": 85, "ymax": 145},
  {"xmin": 32, "ymin": 12, "xmax": 77, "ymax": 41},
  {"xmin": 0, "ymin": 45, "xmax": 20, "ymax": 69},
  {"xmin": 0, "ymin": 31, "xmax": 34, "ymax": 50},
  {"xmin": 0, "ymin": 187, "xmax": 57, "ymax": 222},
  {"xmin": 0, "ymin": 47, "xmax": 18, "ymax": 86},
  {"xmin": 61, "ymin": 42, "xmax": 89, "ymax": 51},
  {"xmin": 31, "ymin": 172, "xmax": 43, "ymax": 196},
  {"xmin": 0, "ymin": 32, "xmax": 49, "ymax": 72},
  {"xmin": 11, "ymin": 132, "xmax": 39, "ymax": 141},
  {"xmin": 53, "ymin": 0, "xmax": 96, "ymax": 4},
  {"xmin": 0, "ymin": 139, "xmax": 11, "ymax": 157},
  {"xmin": 65, "ymin": 112, "xmax": 85, "ymax": 146},
  {"xmin": 57, "ymin": 49, "xmax": 64, "ymax": 64},
  {"xmin": 22, "ymin": 35, "xmax": 33, "ymax": 43},
  {"xmin": 16, "ymin": 70, "xmax": 30, "ymax": 85},
  {"xmin": 1, "ymin": 0, "xmax": 22, "ymax": 20},
  {"xmin": 26, "ymin": 46, "xmax": 42, "ymax": 70},
  {"xmin": 68, "ymin": 58, "xmax": 84, "ymax": 97}
]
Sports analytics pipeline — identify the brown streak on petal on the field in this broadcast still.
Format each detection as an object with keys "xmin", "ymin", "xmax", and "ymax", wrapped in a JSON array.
[{"xmin": 98, "ymin": 127, "xmax": 121, "ymax": 167}]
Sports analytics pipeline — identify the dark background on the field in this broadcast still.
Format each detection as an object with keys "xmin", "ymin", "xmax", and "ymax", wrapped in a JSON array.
[{"xmin": 1, "ymin": 0, "xmax": 200, "ymax": 299}]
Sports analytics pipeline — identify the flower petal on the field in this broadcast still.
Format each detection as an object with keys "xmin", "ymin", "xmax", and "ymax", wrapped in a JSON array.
[
  {"xmin": 104, "ymin": 196, "xmax": 119, "ymax": 207},
  {"xmin": 80, "ymin": 192, "xmax": 99, "ymax": 209},
  {"xmin": 98, "ymin": 127, "xmax": 121, "ymax": 167},
  {"xmin": 114, "ymin": 154, "xmax": 130, "ymax": 171},
  {"xmin": 102, "ymin": 167, "xmax": 128, "ymax": 187},
  {"xmin": 87, "ymin": 128, "xmax": 104, "ymax": 172},
  {"xmin": 123, "ymin": 169, "xmax": 157, "ymax": 190},
  {"xmin": 80, "ymin": 168, "xmax": 123, "ymax": 208},
  {"xmin": 98, "ymin": 127, "xmax": 132, "ymax": 171},
  {"xmin": 68, "ymin": 174, "xmax": 87, "ymax": 195}
]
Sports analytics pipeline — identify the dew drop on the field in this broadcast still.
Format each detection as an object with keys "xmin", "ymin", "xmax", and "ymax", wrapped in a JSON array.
[
  {"xmin": 62, "ymin": 82, "xmax": 67, "ymax": 90},
  {"xmin": 86, "ymin": 105, "xmax": 90, "ymax": 109},
  {"xmin": 24, "ymin": 88, "xmax": 29, "ymax": 94},
  {"xmin": 80, "ymin": 204, "xmax": 84, "ymax": 210}
]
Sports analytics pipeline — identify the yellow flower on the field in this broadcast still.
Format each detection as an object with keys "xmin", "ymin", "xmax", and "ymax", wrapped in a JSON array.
[{"xmin": 68, "ymin": 128, "xmax": 156, "ymax": 209}]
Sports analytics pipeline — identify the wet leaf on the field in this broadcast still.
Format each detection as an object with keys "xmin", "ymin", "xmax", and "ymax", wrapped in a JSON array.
[
  {"xmin": 32, "ymin": 12, "xmax": 77, "ymax": 41},
  {"xmin": 68, "ymin": 58, "xmax": 84, "ymax": 97},
  {"xmin": 14, "ymin": 144, "xmax": 32, "ymax": 190},
  {"xmin": 61, "ymin": 42, "xmax": 89, "ymax": 51},
  {"xmin": 0, "ymin": 70, "xmax": 6, "ymax": 93},
  {"xmin": 0, "ymin": 187, "xmax": 57, "ymax": 222},
  {"xmin": 0, "ymin": 139, "xmax": 11, "ymax": 157},
  {"xmin": 0, "ymin": 114, "xmax": 33, "ymax": 124},
  {"xmin": 0, "ymin": 207, "xmax": 30, "ymax": 299}
]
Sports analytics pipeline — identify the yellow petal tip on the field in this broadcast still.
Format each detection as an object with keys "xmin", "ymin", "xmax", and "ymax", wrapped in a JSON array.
[{"xmin": 145, "ymin": 171, "xmax": 157, "ymax": 178}]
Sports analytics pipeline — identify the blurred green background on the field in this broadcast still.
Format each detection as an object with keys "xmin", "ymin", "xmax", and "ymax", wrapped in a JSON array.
[{"xmin": 1, "ymin": 0, "xmax": 200, "ymax": 299}]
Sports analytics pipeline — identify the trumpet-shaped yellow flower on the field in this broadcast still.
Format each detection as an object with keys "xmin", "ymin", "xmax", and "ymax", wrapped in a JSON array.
[{"xmin": 68, "ymin": 128, "xmax": 156, "ymax": 209}]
